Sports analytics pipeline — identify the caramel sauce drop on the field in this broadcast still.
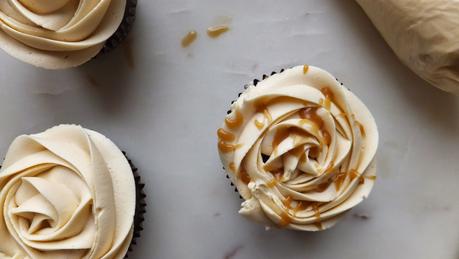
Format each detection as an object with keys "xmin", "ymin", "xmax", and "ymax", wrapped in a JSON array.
[
  {"xmin": 218, "ymin": 141, "xmax": 236, "ymax": 153},
  {"xmin": 299, "ymin": 107, "xmax": 324, "ymax": 129},
  {"xmin": 349, "ymin": 170, "xmax": 365, "ymax": 185},
  {"xmin": 263, "ymin": 109, "xmax": 273, "ymax": 123},
  {"xmin": 322, "ymin": 131, "xmax": 331, "ymax": 145},
  {"xmin": 254, "ymin": 119, "xmax": 265, "ymax": 130},
  {"xmin": 279, "ymin": 211, "xmax": 291, "ymax": 227},
  {"xmin": 225, "ymin": 110, "xmax": 244, "ymax": 129},
  {"xmin": 181, "ymin": 30, "xmax": 197, "ymax": 48},
  {"xmin": 228, "ymin": 162, "xmax": 236, "ymax": 173},
  {"xmin": 217, "ymin": 128, "xmax": 235, "ymax": 142},
  {"xmin": 320, "ymin": 87, "xmax": 334, "ymax": 110},
  {"xmin": 308, "ymin": 146, "xmax": 320, "ymax": 159},
  {"xmin": 365, "ymin": 175, "xmax": 377, "ymax": 181},
  {"xmin": 312, "ymin": 203, "xmax": 323, "ymax": 230},
  {"xmin": 267, "ymin": 179, "xmax": 277, "ymax": 188},
  {"xmin": 207, "ymin": 25, "xmax": 229, "ymax": 38},
  {"xmin": 303, "ymin": 65, "xmax": 309, "ymax": 74},
  {"xmin": 239, "ymin": 169, "xmax": 251, "ymax": 184},
  {"xmin": 334, "ymin": 172, "xmax": 346, "ymax": 191},
  {"xmin": 314, "ymin": 182, "xmax": 329, "ymax": 192},
  {"xmin": 294, "ymin": 201, "xmax": 306, "ymax": 214},
  {"xmin": 283, "ymin": 196, "xmax": 293, "ymax": 209}
]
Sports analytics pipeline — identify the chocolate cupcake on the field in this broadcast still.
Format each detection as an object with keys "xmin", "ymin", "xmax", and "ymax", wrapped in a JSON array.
[
  {"xmin": 0, "ymin": 124, "xmax": 145, "ymax": 258},
  {"xmin": 0, "ymin": 0, "xmax": 137, "ymax": 69},
  {"xmin": 217, "ymin": 65, "xmax": 379, "ymax": 231}
]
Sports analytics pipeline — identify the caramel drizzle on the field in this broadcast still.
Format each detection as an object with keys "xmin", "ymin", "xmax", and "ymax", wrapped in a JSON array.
[
  {"xmin": 218, "ymin": 141, "xmax": 242, "ymax": 153},
  {"xmin": 312, "ymin": 203, "xmax": 323, "ymax": 230},
  {"xmin": 238, "ymin": 168, "xmax": 251, "ymax": 184},
  {"xmin": 280, "ymin": 197, "xmax": 322, "ymax": 229},
  {"xmin": 181, "ymin": 30, "xmax": 197, "ymax": 48},
  {"xmin": 320, "ymin": 87, "xmax": 334, "ymax": 111},
  {"xmin": 217, "ymin": 128, "xmax": 235, "ymax": 142},
  {"xmin": 303, "ymin": 65, "xmax": 309, "ymax": 74},
  {"xmin": 254, "ymin": 119, "xmax": 265, "ymax": 130},
  {"xmin": 228, "ymin": 162, "xmax": 236, "ymax": 173},
  {"xmin": 225, "ymin": 110, "xmax": 244, "ymax": 129},
  {"xmin": 263, "ymin": 109, "xmax": 273, "ymax": 123},
  {"xmin": 217, "ymin": 128, "xmax": 241, "ymax": 154},
  {"xmin": 299, "ymin": 107, "xmax": 331, "ymax": 145},
  {"xmin": 207, "ymin": 25, "xmax": 230, "ymax": 38}
]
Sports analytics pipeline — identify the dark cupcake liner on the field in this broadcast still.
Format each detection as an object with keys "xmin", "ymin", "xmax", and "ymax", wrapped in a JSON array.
[
  {"xmin": 222, "ymin": 67, "xmax": 349, "ymax": 200},
  {"xmin": 97, "ymin": 0, "xmax": 138, "ymax": 56},
  {"xmin": 122, "ymin": 151, "xmax": 146, "ymax": 259},
  {"xmin": 222, "ymin": 68, "xmax": 287, "ymax": 200}
]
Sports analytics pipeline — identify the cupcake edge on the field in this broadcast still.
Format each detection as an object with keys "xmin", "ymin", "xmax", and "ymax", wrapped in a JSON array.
[
  {"xmin": 221, "ymin": 67, "xmax": 367, "ymax": 229},
  {"xmin": 97, "ymin": 0, "xmax": 138, "ymax": 56}
]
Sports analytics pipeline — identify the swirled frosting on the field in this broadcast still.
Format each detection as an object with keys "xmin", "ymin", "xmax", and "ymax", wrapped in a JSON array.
[
  {"xmin": 0, "ymin": 125, "xmax": 136, "ymax": 258},
  {"xmin": 218, "ymin": 65, "xmax": 379, "ymax": 231},
  {"xmin": 0, "ymin": 0, "xmax": 126, "ymax": 69}
]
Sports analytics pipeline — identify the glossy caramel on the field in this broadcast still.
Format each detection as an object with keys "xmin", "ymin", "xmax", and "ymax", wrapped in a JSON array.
[
  {"xmin": 228, "ymin": 162, "xmax": 236, "ymax": 173},
  {"xmin": 303, "ymin": 65, "xmax": 309, "ymax": 74},
  {"xmin": 217, "ymin": 128, "xmax": 235, "ymax": 141},
  {"xmin": 299, "ymin": 107, "xmax": 324, "ymax": 129},
  {"xmin": 254, "ymin": 119, "xmax": 265, "ymax": 130},
  {"xmin": 181, "ymin": 31, "xmax": 197, "ymax": 48},
  {"xmin": 207, "ymin": 25, "xmax": 229, "ymax": 38},
  {"xmin": 239, "ymin": 169, "xmax": 251, "ymax": 184},
  {"xmin": 225, "ymin": 110, "xmax": 244, "ymax": 129}
]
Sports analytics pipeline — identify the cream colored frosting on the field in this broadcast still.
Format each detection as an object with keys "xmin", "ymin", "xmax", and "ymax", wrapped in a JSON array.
[
  {"xmin": 218, "ymin": 65, "xmax": 379, "ymax": 231},
  {"xmin": 0, "ymin": 125, "xmax": 136, "ymax": 258},
  {"xmin": 0, "ymin": 0, "xmax": 126, "ymax": 69}
]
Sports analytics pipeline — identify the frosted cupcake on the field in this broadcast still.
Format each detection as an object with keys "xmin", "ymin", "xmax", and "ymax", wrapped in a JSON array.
[
  {"xmin": 0, "ymin": 0, "xmax": 137, "ymax": 69},
  {"xmin": 217, "ymin": 65, "xmax": 378, "ymax": 231},
  {"xmin": 0, "ymin": 125, "xmax": 145, "ymax": 258}
]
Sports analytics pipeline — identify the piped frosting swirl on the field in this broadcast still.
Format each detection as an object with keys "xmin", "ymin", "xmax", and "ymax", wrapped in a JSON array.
[
  {"xmin": 0, "ymin": 0, "xmax": 126, "ymax": 69},
  {"xmin": 0, "ymin": 125, "xmax": 136, "ymax": 258},
  {"xmin": 218, "ymin": 66, "xmax": 379, "ymax": 231}
]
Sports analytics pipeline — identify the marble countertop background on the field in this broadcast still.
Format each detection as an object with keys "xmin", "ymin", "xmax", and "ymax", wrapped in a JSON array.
[{"xmin": 0, "ymin": 0, "xmax": 458, "ymax": 258}]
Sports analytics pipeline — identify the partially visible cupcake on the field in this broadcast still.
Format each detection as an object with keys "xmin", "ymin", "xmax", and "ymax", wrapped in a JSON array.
[
  {"xmin": 0, "ymin": 125, "xmax": 145, "ymax": 258},
  {"xmin": 217, "ymin": 65, "xmax": 379, "ymax": 231},
  {"xmin": 0, "ymin": 0, "xmax": 137, "ymax": 69}
]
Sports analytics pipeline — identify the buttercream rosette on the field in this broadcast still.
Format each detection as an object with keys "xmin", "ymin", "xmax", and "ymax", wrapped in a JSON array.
[
  {"xmin": 0, "ymin": 125, "xmax": 137, "ymax": 258},
  {"xmin": 0, "ymin": 0, "xmax": 129, "ymax": 69},
  {"xmin": 218, "ymin": 65, "xmax": 379, "ymax": 231}
]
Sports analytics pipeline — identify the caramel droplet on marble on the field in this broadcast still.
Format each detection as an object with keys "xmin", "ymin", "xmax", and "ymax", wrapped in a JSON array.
[
  {"xmin": 181, "ymin": 30, "xmax": 197, "ymax": 48},
  {"xmin": 207, "ymin": 25, "xmax": 230, "ymax": 38}
]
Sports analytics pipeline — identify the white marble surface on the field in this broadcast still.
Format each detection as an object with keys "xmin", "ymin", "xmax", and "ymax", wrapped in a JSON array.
[{"xmin": 0, "ymin": 0, "xmax": 458, "ymax": 258}]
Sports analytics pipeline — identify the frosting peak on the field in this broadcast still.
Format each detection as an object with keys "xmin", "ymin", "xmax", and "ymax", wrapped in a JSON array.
[
  {"xmin": 0, "ymin": 125, "xmax": 135, "ymax": 258},
  {"xmin": 218, "ymin": 66, "xmax": 379, "ymax": 231}
]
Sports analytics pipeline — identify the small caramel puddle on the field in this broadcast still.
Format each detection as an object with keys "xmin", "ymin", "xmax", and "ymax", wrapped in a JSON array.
[
  {"xmin": 181, "ymin": 30, "xmax": 197, "ymax": 47},
  {"xmin": 207, "ymin": 25, "xmax": 230, "ymax": 38}
]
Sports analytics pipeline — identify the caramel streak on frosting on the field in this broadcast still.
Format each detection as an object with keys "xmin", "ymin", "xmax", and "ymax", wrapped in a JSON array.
[
  {"xmin": 0, "ymin": 0, "xmax": 127, "ymax": 69},
  {"xmin": 218, "ymin": 65, "xmax": 379, "ymax": 231},
  {"xmin": 0, "ymin": 125, "xmax": 136, "ymax": 258}
]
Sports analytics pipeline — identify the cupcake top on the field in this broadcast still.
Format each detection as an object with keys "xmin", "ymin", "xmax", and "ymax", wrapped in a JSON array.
[
  {"xmin": 218, "ymin": 65, "xmax": 379, "ymax": 231},
  {"xmin": 0, "ymin": 125, "xmax": 136, "ymax": 258},
  {"xmin": 0, "ymin": 0, "xmax": 127, "ymax": 69}
]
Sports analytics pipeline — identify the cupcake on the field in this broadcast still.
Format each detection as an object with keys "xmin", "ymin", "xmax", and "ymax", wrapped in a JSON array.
[
  {"xmin": 0, "ymin": 125, "xmax": 145, "ymax": 258},
  {"xmin": 0, "ymin": 0, "xmax": 137, "ymax": 69},
  {"xmin": 217, "ymin": 65, "xmax": 379, "ymax": 231}
]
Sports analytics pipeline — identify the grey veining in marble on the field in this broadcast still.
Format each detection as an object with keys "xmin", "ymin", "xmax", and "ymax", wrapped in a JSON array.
[{"xmin": 0, "ymin": 0, "xmax": 458, "ymax": 258}]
